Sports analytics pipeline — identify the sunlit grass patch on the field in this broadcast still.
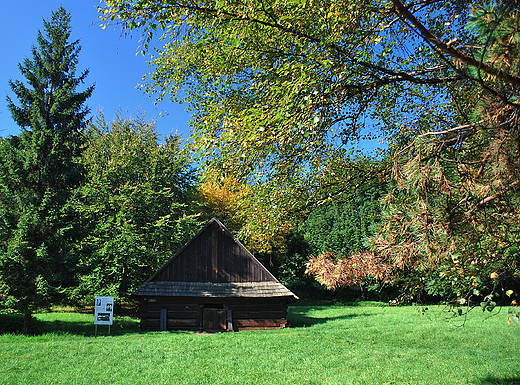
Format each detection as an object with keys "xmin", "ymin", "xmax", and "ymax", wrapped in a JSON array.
[{"xmin": 0, "ymin": 302, "xmax": 519, "ymax": 384}]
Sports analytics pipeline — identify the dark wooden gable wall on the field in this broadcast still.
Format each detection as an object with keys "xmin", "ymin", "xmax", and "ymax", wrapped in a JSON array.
[{"xmin": 150, "ymin": 218, "xmax": 276, "ymax": 283}]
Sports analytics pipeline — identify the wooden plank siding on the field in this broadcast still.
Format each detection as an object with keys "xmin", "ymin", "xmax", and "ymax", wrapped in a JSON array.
[
  {"xmin": 151, "ymin": 220, "xmax": 275, "ymax": 283},
  {"xmin": 138, "ymin": 297, "xmax": 289, "ymax": 332}
]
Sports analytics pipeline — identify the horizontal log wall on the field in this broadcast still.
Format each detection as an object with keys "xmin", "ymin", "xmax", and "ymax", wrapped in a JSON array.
[
  {"xmin": 140, "ymin": 300, "xmax": 201, "ymax": 331},
  {"xmin": 229, "ymin": 302, "xmax": 288, "ymax": 330},
  {"xmin": 138, "ymin": 297, "xmax": 289, "ymax": 332}
]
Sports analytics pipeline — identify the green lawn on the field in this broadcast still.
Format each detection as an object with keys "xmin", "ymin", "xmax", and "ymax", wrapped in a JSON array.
[{"xmin": 0, "ymin": 301, "xmax": 519, "ymax": 384}]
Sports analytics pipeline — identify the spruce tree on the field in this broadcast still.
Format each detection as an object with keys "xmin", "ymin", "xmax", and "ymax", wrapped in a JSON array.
[{"xmin": 0, "ymin": 6, "xmax": 93, "ymax": 334}]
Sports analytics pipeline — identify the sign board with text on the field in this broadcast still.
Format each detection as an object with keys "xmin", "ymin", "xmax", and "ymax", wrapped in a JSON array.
[{"xmin": 94, "ymin": 296, "xmax": 114, "ymax": 325}]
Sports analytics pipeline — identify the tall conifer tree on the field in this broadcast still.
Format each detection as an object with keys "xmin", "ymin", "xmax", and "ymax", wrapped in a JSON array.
[{"xmin": 0, "ymin": 7, "xmax": 93, "ymax": 333}]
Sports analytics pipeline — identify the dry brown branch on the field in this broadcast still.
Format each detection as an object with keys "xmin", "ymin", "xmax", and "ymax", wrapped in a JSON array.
[
  {"xmin": 418, "ymin": 120, "xmax": 485, "ymax": 137},
  {"xmin": 468, "ymin": 179, "xmax": 520, "ymax": 214},
  {"xmin": 306, "ymin": 251, "xmax": 394, "ymax": 290}
]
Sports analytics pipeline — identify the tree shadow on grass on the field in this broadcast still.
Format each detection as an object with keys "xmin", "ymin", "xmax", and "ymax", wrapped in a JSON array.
[
  {"xmin": 0, "ymin": 313, "xmax": 25, "ymax": 334},
  {"xmin": 1, "ymin": 300, "xmax": 380, "ymax": 335},
  {"xmin": 479, "ymin": 376, "xmax": 520, "ymax": 385},
  {"xmin": 34, "ymin": 317, "xmax": 142, "ymax": 337},
  {"xmin": 0, "ymin": 313, "xmax": 143, "ymax": 337},
  {"xmin": 287, "ymin": 304, "xmax": 375, "ymax": 328}
]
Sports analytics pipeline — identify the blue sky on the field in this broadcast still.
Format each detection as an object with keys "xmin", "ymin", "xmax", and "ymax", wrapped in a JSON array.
[{"xmin": 0, "ymin": 0, "xmax": 191, "ymax": 140}]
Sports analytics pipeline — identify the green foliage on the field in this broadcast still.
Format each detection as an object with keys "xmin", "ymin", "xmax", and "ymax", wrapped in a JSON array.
[
  {"xmin": 0, "ymin": 7, "xmax": 93, "ymax": 326},
  {"xmin": 466, "ymin": 4, "xmax": 520, "ymax": 80},
  {"xmin": 276, "ymin": 232, "xmax": 312, "ymax": 285},
  {"xmin": 276, "ymin": 179, "xmax": 390, "ymax": 297},
  {"xmin": 299, "ymin": 181, "xmax": 389, "ymax": 258},
  {"xmin": 76, "ymin": 112, "xmax": 203, "ymax": 300},
  {"xmin": 100, "ymin": 0, "xmax": 426, "ymax": 231},
  {"xmin": 99, "ymin": 1, "xmax": 520, "ymax": 305}
]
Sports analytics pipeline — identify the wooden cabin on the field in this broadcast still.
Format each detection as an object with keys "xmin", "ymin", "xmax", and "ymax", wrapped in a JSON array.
[{"xmin": 132, "ymin": 218, "xmax": 298, "ymax": 332}]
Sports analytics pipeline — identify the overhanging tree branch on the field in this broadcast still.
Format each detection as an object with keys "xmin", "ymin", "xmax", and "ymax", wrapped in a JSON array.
[
  {"xmin": 167, "ymin": 0, "xmax": 462, "ymax": 87},
  {"xmin": 391, "ymin": 0, "xmax": 520, "ymax": 87}
]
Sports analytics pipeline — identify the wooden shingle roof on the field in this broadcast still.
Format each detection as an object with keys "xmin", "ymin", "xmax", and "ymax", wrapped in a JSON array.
[{"xmin": 133, "ymin": 281, "xmax": 296, "ymax": 298}]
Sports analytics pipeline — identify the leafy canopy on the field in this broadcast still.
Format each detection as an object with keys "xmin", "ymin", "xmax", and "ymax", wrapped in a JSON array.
[
  {"xmin": 100, "ymin": 0, "xmax": 487, "ymax": 220},
  {"xmin": 101, "ymin": 1, "xmax": 520, "ymax": 303},
  {"xmin": 309, "ymin": 3, "xmax": 520, "ymax": 304},
  {"xmin": 77, "ymin": 112, "xmax": 203, "ymax": 299}
]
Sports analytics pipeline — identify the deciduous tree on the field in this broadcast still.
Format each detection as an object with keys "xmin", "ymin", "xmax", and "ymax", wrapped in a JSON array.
[
  {"xmin": 77, "ymin": 112, "xmax": 202, "ymax": 299},
  {"xmin": 100, "ymin": 1, "xmax": 520, "ymax": 302},
  {"xmin": 199, "ymin": 170, "xmax": 248, "ymax": 235}
]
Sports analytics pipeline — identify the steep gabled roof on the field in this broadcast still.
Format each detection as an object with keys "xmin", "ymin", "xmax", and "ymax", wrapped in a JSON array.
[
  {"xmin": 146, "ymin": 217, "xmax": 278, "ymax": 283},
  {"xmin": 133, "ymin": 218, "xmax": 298, "ymax": 301}
]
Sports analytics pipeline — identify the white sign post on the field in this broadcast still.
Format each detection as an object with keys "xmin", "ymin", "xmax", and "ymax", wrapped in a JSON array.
[{"xmin": 94, "ymin": 296, "xmax": 114, "ymax": 336}]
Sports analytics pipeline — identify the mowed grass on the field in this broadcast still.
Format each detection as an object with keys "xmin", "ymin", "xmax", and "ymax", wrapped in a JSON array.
[{"xmin": 1, "ymin": 301, "xmax": 519, "ymax": 385}]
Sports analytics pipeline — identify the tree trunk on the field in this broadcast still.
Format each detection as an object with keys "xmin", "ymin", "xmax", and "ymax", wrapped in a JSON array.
[
  {"xmin": 23, "ymin": 311, "xmax": 32, "ymax": 335},
  {"xmin": 359, "ymin": 285, "xmax": 367, "ymax": 300}
]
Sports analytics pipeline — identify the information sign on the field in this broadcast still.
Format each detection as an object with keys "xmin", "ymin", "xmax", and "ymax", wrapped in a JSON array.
[{"xmin": 94, "ymin": 296, "xmax": 114, "ymax": 325}]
